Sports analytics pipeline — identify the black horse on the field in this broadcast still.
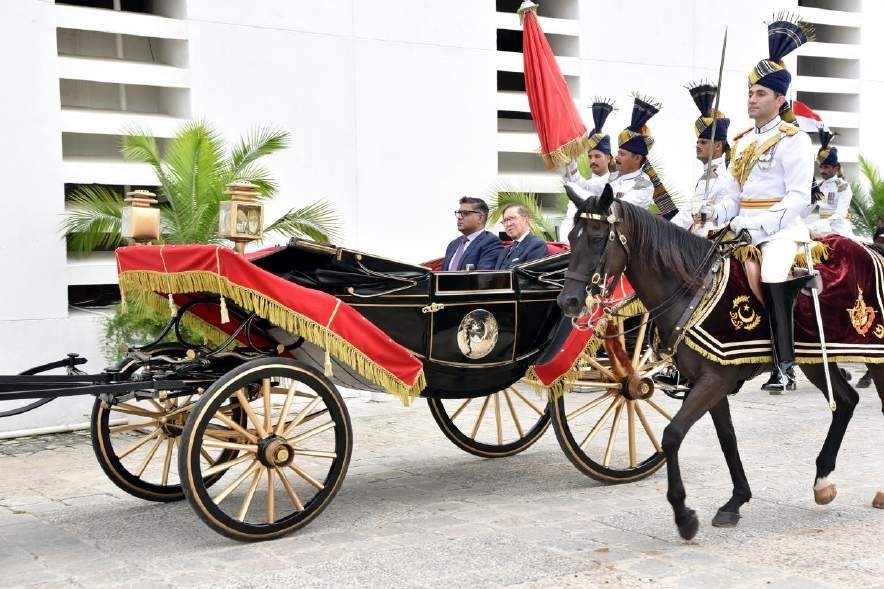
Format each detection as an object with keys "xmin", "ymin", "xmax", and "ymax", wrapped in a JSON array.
[{"xmin": 557, "ymin": 184, "xmax": 884, "ymax": 540}]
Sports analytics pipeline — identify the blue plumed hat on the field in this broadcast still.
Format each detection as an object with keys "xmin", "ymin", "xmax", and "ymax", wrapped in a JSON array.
[
  {"xmin": 748, "ymin": 13, "xmax": 814, "ymax": 95},
  {"xmin": 817, "ymin": 129, "xmax": 839, "ymax": 166},
  {"xmin": 618, "ymin": 94, "xmax": 660, "ymax": 156},
  {"xmin": 687, "ymin": 82, "xmax": 730, "ymax": 141},
  {"xmin": 586, "ymin": 99, "xmax": 615, "ymax": 155}
]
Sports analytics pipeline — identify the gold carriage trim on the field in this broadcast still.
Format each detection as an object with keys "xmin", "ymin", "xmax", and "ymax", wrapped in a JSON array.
[
  {"xmin": 541, "ymin": 133, "xmax": 592, "ymax": 170},
  {"xmin": 526, "ymin": 297, "xmax": 647, "ymax": 401},
  {"xmin": 119, "ymin": 270, "xmax": 427, "ymax": 405}
]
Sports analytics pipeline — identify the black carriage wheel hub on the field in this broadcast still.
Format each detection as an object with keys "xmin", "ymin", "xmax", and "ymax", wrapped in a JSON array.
[
  {"xmin": 159, "ymin": 413, "xmax": 186, "ymax": 438},
  {"xmin": 257, "ymin": 435, "xmax": 295, "ymax": 468}
]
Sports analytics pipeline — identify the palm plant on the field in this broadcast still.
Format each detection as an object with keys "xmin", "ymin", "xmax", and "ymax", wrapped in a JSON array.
[
  {"xmin": 848, "ymin": 155, "xmax": 884, "ymax": 238},
  {"xmin": 485, "ymin": 188, "xmax": 567, "ymax": 241},
  {"xmin": 62, "ymin": 121, "xmax": 340, "ymax": 253}
]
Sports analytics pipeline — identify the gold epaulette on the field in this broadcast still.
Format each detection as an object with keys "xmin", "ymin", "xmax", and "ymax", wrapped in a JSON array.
[{"xmin": 778, "ymin": 123, "xmax": 799, "ymax": 136}]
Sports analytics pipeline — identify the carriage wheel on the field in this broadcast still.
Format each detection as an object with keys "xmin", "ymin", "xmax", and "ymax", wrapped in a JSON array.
[
  {"xmin": 91, "ymin": 344, "xmax": 246, "ymax": 502},
  {"xmin": 550, "ymin": 312, "xmax": 679, "ymax": 482},
  {"xmin": 180, "ymin": 358, "xmax": 352, "ymax": 541},
  {"xmin": 427, "ymin": 382, "xmax": 550, "ymax": 458}
]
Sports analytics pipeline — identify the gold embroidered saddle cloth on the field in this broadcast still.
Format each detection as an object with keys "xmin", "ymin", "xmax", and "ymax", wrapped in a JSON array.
[{"xmin": 681, "ymin": 235, "xmax": 884, "ymax": 365}]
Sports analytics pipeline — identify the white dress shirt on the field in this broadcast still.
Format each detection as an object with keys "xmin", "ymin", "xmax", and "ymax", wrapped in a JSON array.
[
  {"xmin": 608, "ymin": 169, "xmax": 654, "ymax": 210},
  {"xmin": 671, "ymin": 155, "xmax": 730, "ymax": 234},
  {"xmin": 714, "ymin": 116, "xmax": 813, "ymax": 245}
]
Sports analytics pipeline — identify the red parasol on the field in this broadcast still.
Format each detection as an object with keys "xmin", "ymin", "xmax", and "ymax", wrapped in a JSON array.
[{"xmin": 519, "ymin": 1, "xmax": 588, "ymax": 169}]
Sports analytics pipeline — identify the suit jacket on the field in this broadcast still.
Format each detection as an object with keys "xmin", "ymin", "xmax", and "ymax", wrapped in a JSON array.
[
  {"xmin": 495, "ymin": 233, "xmax": 548, "ymax": 269},
  {"xmin": 442, "ymin": 230, "xmax": 503, "ymax": 271}
]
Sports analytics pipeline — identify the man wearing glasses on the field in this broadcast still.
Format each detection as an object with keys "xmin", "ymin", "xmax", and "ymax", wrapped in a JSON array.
[
  {"xmin": 442, "ymin": 197, "xmax": 503, "ymax": 271},
  {"xmin": 496, "ymin": 204, "xmax": 548, "ymax": 269}
]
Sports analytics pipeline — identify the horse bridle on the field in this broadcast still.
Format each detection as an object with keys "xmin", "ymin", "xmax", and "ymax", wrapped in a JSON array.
[{"xmin": 563, "ymin": 202, "xmax": 628, "ymax": 301}]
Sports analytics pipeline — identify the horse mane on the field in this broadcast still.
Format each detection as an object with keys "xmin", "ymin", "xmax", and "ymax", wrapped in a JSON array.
[{"xmin": 579, "ymin": 197, "xmax": 711, "ymax": 287}]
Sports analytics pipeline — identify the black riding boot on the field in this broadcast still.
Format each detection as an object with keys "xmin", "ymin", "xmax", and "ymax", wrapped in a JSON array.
[{"xmin": 760, "ymin": 277, "xmax": 806, "ymax": 394}]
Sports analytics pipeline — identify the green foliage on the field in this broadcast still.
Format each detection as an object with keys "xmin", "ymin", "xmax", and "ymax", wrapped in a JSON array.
[
  {"xmin": 486, "ymin": 189, "xmax": 564, "ymax": 241},
  {"xmin": 849, "ymin": 155, "xmax": 884, "ymax": 238}
]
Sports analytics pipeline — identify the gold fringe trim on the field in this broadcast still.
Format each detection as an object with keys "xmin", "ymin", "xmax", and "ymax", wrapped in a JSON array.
[
  {"xmin": 683, "ymin": 337, "xmax": 772, "ymax": 365},
  {"xmin": 733, "ymin": 245, "xmax": 761, "ymax": 262},
  {"xmin": 794, "ymin": 241, "xmax": 830, "ymax": 268},
  {"xmin": 541, "ymin": 134, "xmax": 592, "ymax": 170},
  {"xmin": 118, "ymin": 270, "xmax": 427, "ymax": 405}
]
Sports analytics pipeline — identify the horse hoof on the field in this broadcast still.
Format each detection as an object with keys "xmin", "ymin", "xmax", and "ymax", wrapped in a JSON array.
[
  {"xmin": 676, "ymin": 509, "xmax": 699, "ymax": 540},
  {"xmin": 711, "ymin": 510, "xmax": 741, "ymax": 528},
  {"xmin": 873, "ymin": 491, "xmax": 884, "ymax": 509},
  {"xmin": 814, "ymin": 484, "xmax": 837, "ymax": 505}
]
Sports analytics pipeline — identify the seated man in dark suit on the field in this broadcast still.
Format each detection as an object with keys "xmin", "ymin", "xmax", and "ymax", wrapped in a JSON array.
[
  {"xmin": 442, "ymin": 196, "xmax": 503, "ymax": 271},
  {"xmin": 495, "ymin": 204, "xmax": 548, "ymax": 269}
]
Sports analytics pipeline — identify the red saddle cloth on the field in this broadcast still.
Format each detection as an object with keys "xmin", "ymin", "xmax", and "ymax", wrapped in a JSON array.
[{"xmin": 684, "ymin": 235, "xmax": 884, "ymax": 365}]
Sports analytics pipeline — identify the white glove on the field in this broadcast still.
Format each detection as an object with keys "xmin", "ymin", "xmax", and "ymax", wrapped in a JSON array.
[
  {"xmin": 564, "ymin": 159, "xmax": 579, "ymax": 180},
  {"xmin": 729, "ymin": 216, "xmax": 761, "ymax": 234},
  {"xmin": 693, "ymin": 204, "xmax": 714, "ymax": 225}
]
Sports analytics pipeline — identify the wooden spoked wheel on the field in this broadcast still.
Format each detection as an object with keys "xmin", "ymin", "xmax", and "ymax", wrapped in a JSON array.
[
  {"xmin": 179, "ymin": 358, "xmax": 352, "ymax": 541},
  {"xmin": 427, "ymin": 382, "xmax": 550, "ymax": 458},
  {"xmin": 550, "ymin": 312, "xmax": 679, "ymax": 482},
  {"xmin": 90, "ymin": 344, "xmax": 241, "ymax": 502}
]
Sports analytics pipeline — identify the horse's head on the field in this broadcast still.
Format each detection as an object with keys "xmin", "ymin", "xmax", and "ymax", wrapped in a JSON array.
[{"xmin": 557, "ymin": 183, "xmax": 628, "ymax": 318}]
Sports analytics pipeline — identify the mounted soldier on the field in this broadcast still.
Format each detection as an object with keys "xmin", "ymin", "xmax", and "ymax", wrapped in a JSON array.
[
  {"xmin": 808, "ymin": 129, "xmax": 854, "ymax": 237},
  {"xmin": 709, "ymin": 15, "xmax": 816, "ymax": 393}
]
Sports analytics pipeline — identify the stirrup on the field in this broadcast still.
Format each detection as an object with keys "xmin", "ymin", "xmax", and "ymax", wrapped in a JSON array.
[{"xmin": 761, "ymin": 365, "xmax": 796, "ymax": 394}]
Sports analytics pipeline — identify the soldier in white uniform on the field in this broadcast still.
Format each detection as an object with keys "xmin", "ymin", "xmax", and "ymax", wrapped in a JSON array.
[
  {"xmin": 561, "ymin": 100, "xmax": 616, "ymax": 238},
  {"xmin": 671, "ymin": 82, "xmax": 732, "ymax": 235},
  {"xmin": 710, "ymin": 15, "xmax": 815, "ymax": 392},
  {"xmin": 808, "ymin": 129, "xmax": 854, "ymax": 237}
]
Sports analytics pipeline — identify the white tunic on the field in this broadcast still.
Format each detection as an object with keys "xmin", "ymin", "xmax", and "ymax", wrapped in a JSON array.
[
  {"xmin": 608, "ymin": 169, "xmax": 654, "ymax": 210},
  {"xmin": 560, "ymin": 167, "xmax": 610, "ymax": 240},
  {"xmin": 807, "ymin": 176, "xmax": 854, "ymax": 237},
  {"xmin": 714, "ymin": 116, "xmax": 813, "ymax": 245},
  {"xmin": 671, "ymin": 155, "xmax": 730, "ymax": 235}
]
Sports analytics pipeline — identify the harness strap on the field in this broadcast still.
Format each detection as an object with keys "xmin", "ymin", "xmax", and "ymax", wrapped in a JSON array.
[{"xmin": 660, "ymin": 257, "xmax": 722, "ymax": 356}]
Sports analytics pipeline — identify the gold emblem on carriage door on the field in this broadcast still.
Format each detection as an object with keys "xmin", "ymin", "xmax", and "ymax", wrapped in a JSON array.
[
  {"xmin": 729, "ymin": 295, "xmax": 761, "ymax": 331},
  {"xmin": 457, "ymin": 309, "xmax": 499, "ymax": 359},
  {"xmin": 847, "ymin": 286, "xmax": 876, "ymax": 336}
]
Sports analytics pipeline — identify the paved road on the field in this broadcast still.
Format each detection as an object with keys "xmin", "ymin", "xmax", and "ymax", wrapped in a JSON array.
[{"xmin": 1, "ymin": 374, "xmax": 882, "ymax": 589}]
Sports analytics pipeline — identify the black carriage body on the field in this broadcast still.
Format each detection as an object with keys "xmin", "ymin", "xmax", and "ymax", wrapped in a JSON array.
[{"xmin": 250, "ymin": 239, "xmax": 568, "ymax": 398}]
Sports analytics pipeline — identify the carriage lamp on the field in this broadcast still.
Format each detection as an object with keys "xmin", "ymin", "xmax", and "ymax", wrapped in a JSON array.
[
  {"xmin": 121, "ymin": 190, "xmax": 160, "ymax": 245},
  {"xmin": 219, "ymin": 181, "xmax": 264, "ymax": 255}
]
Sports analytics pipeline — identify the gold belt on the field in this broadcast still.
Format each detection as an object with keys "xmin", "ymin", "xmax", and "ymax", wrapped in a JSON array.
[
  {"xmin": 819, "ymin": 212, "xmax": 833, "ymax": 219},
  {"xmin": 739, "ymin": 198, "xmax": 781, "ymax": 210}
]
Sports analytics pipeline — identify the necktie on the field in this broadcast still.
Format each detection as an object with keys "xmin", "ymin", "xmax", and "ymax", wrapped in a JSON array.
[
  {"xmin": 507, "ymin": 240, "xmax": 521, "ymax": 262},
  {"xmin": 449, "ymin": 236, "xmax": 469, "ymax": 270}
]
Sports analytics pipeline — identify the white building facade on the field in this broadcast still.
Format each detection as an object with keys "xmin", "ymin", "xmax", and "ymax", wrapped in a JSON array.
[{"xmin": 2, "ymin": 0, "xmax": 882, "ymax": 432}]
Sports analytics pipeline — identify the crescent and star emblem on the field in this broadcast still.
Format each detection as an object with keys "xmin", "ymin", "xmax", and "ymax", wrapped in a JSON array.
[{"xmin": 729, "ymin": 295, "xmax": 761, "ymax": 331}]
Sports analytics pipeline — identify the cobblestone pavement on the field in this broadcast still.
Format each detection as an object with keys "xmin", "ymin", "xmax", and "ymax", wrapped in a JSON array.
[{"xmin": 1, "ymin": 374, "xmax": 882, "ymax": 589}]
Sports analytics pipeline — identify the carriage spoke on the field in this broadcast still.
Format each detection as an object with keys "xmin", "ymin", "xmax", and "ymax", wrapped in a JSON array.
[
  {"xmin": 147, "ymin": 399, "xmax": 166, "ymax": 413},
  {"xmin": 271, "ymin": 386, "xmax": 317, "ymax": 399},
  {"xmin": 274, "ymin": 380, "xmax": 300, "ymax": 436},
  {"xmin": 509, "ymin": 387, "xmax": 543, "ymax": 416},
  {"xmin": 636, "ymin": 346, "xmax": 656, "ymax": 373},
  {"xmin": 109, "ymin": 421, "xmax": 158, "ymax": 434},
  {"xmin": 494, "ymin": 393, "xmax": 503, "ymax": 445},
  {"xmin": 237, "ymin": 466, "xmax": 264, "ymax": 521},
  {"xmin": 282, "ymin": 397, "xmax": 322, "ymax": 438},
  {"xmin": 644, "ymin": 397, "xmax": 673, "ymax": 421},
  {"xmin": 634, "ymin": 401, "xmax": 661, "ymax": 452},
  {"xmin": 287, "ymin": 421, "xmax": 336, "ymax": 445},
  {"xmin": 212, "ymin": 409, "xmax": 258, "ymax": 443},
  {"xmin": 135, "ymin": 435, "xmax": 164, "ymax": 477},
  {"xmin": 580, "ymin": 396, "xmax": 622, "ymax": 451},
  {"xmin": 631, "ymin": 314, "xmax": 649, "ymax": 368},
  {"xmin": 583, "ymin": 356, "xmax": 616, "ymax": 381},
  {"xmin": 214, "ymin": 460, "xmax": 261, "ymax": 505},
  {"xmin": 288, "ymin": 462, "xmax": 324, "ymax": 491},
  {"xmin": 202, "ymin": 453, "xmax": 253, "ymax": 477},
  {"xmin": 603, "ymin": 400, "xmax": 625, "ymax": 467},
  {"xmin": 470, "ymin": 395, "xmax": 492, "ymax": 438},
  {"xmin": 567, "ymin": 392, "xmax": 613, "ymax": 421},
  {"xmin": 627, "ymin": 401, "xmax": 637, "ymax": 467},
  {"xmin": 203, "ymin": 426, "xmax": 246, "ymax": 441},
  {"xmin": 202, "ymin": 440, "xmax": 258, "ymax": 452},
  {"xmin": 235, "ymin": 390, "xmax": 268, "ymax": 439},
  {"xmin": 277, "ymin": 466, "xmax": 304, "ymax": 511},
  {"xmin": 502, "ymin": 389, "xmax": 524, "ymax": 438},
  {"xmin": 262, "ymin": 378, "xmax": 272, "ymax": 434},
  {"xmin": 161, "ymin": 437, "xmax": 174, "ymax": 485},
  {"xmin": 117, "ymin": 428, "xmax": 161, "ymax": 460},
  {"xmin": 450, "ymin": 398, "xmax": 473, "ymax": 421},
  {"xmin": 111, "ymin": 404, "xmax": 162, "ymax": 419},
  {"xmin": 293, "ymin": 448, "xmax": 337, "ymax": 459},
  {"xmin": 266, "ymin": 467, "xmax": 276, "ymax": 524}
]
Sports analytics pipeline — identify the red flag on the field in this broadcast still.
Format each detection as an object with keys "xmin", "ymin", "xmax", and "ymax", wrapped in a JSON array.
[
  {"xmin": 519, "ymin": 1, "xmax": 588, "ymax": 169},
  {"xmin": 791, "ymin": 99, "xmax": 828, "ymax": 133}
]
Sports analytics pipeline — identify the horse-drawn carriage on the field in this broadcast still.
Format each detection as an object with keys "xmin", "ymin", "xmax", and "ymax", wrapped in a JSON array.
[{"xmin": 0, "ymin": 238, "xmax": 680, "ymax": 541}]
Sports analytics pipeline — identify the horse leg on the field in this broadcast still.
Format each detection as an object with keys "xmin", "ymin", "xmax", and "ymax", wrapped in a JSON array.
[
  {"xmin": 799, "ymin": 363, "xmax": 858, "ymax": 505},
  {"xmin": 662, "ymin": 376, "xmax": 729, "ymax": 540},
  {"xmin": 864, "ymin": 364, "xmax": 884, "ymax": 509},
  {"xmin": 708, "ymin": 394, "xmax": 752, "ymax": 527}
]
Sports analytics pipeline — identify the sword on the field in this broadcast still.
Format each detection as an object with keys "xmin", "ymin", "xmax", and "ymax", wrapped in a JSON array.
[
  {"xmin": 695, "ymin": 28, "xmax": 728, "ymax": 223},
  {"xmin": 805, "ymin": 244, "xmax": 836, "ymax": 411}
]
